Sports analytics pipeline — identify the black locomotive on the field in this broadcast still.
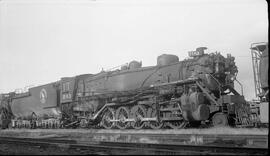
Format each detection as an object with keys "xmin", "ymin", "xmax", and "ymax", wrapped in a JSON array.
[{"xmin": 0, "ymin": 47, "xmax": 262, "ymax": 129}]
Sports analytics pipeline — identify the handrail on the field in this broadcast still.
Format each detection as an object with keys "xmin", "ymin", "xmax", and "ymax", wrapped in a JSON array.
[
  {"xmin": 209, "ymin": 74, "xmax": 222, "ymax": 87},
  {"xmin": 150, "ymin": 77, "xmax": 199, "ymax": 88},
  {"xmin": 105, "ymin": 63, "xmax": 129, "ymax": 72},
  {"xmin": 208, "ymin": 74, "xmax": 222, "ymax": 97}
]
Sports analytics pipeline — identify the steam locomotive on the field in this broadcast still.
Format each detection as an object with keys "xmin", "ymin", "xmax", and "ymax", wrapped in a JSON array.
[{"xmin": 0, "ymin": 46, "xmax": 264, "ymax": 129}]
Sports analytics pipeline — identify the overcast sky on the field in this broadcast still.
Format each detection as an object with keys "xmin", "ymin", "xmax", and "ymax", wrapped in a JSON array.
[{"xmin": 0, "ymin": 0, "xmax": 268, "ymax": 100}]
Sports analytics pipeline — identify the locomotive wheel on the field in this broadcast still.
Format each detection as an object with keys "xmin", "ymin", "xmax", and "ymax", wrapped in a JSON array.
[
  {"xmin": 48, "ymin": 122, "xmax": 52, "ymax": 129},
  {"xmin": 147, "ymin": 108, "xmax": 163, "ymax": 129},
  {"xmin": 8, "ymin": 122, "xmax": 12, "ymax": 129},
  {"xmin": 130, "ymin": 105, "xmax": 146, "ymax": 129},
  {"xmin": 53, "ymin": 122, "xmax": 57, "ymax": 129},
  {"xmin": 212, "ymin": 112, "xmax": 228, "ymax": 127},
  {"xmin": 45, "ymin": 122, "xmax": 48, "ymax": 129},
  {"xmin": 101, "ymin": 108, "xmax": 115, "ymax": 129},
  {"xmin": 55, "ymin": 121, "xmax": 60, "ymax": 129},
  {"xmin": 167, "ymin": 120, "xmax": 186, "ymax": 129},
  {"xmin": 0, "ymin": 110, "xmax": 3, "ymax": 129},
  {"xmin": 0, "ymin": 109, "xmax": 10, "ymax": 129},
  {"xmin": 115, "ymin": 107, "xmax": 130, "ymax": 129}
]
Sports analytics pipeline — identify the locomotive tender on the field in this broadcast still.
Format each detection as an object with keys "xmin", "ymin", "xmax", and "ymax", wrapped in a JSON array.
[{"xmin": 0, "ymin": 47, "xmax": 260, "ymax": 129}]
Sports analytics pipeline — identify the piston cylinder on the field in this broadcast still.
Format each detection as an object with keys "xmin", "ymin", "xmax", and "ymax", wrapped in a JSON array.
[{"xmin": 180, "ymin": 92, "xmax": 210, "ymax": 121}]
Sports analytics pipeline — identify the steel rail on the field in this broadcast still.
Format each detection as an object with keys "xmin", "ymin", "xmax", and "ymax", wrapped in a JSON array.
[{"xmin": 0, "ymin": 136, "xmax": 268, "ymax": 155}]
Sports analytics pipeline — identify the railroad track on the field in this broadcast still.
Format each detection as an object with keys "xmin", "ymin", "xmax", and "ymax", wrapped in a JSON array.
[{"xmin": 0, "ymin": 136, "xmax": 268, "ymax": 155}]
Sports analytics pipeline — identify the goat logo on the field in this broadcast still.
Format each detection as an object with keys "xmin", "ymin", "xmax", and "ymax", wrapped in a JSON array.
[{"xmin": 40, "ymin": 89, "xmax": 47, "ymax": 104}]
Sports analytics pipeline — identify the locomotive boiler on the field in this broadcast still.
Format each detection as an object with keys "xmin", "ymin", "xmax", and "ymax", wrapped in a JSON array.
[{"xmin": 0, "ymin": 47, "xmax": 253, "ymax": 129}]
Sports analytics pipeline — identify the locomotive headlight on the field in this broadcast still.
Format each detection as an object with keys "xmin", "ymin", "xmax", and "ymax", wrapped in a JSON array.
[
  {"xmin": 230, "ymin": 75, "xmax": 236, "ymax": 81},
  {"xmin": 226, "ymin": 73, "xmax": 236, "ymax": 82},
  {"xmin": 215, "ymin": 62, "xmax": 220, "ymax": 73}
]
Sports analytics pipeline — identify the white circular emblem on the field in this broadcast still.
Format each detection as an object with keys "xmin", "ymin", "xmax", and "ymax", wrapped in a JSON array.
[{"xmin": 40, "ymin": 88, "xmax": 47, "ymax": 104}]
